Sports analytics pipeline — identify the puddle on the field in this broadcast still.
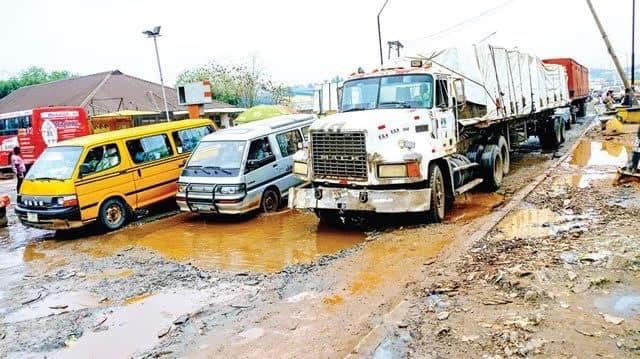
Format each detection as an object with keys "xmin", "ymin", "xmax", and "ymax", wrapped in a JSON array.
[
  {"xmin": 124, "ymin": 292, "xmax": 152, "ymax": 304},
  {"xmin": 570, "ymin": 139, "xmax": 630, "ymax": 168},
  {"xmin": 445, "ymin": 192, "xmax": 505, "ymax": 223},
  {"xmin": 551, "ymin": 173, "xmax": 614, "ymax": 190},
  {"xmin": 494, "ymin": 208, "xmax": 592, "ymax": 240},
  {"xmin": 494, "ymin": 208, "xmax": 557, "ymax": 239},
  {"xmin": 24, "ymin": 212, "xmax": 366, "ymax": 273},
  {"xmin": 4, "ymin": 291, "xmax": 101, "ymax": 323},
  {"xmin": 53, "ymin": 289, "xmax": 226, "ymax": 358},
  {"xmin": 594, "ymin": 290, "xmax": 640, "ymax": 318}
]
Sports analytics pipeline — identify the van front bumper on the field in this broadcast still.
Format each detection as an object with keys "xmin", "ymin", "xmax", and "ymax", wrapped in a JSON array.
[
  {"xmin": 15, "ymin": 205, "xmax": 88, "ymax": 230},
  {"xmin": 176, "ymin": 194, "xmax": 260, "ymax": 215},
  {"xmin": 288, "ymin": 184, "xmax": 432, "ymax": 213}
]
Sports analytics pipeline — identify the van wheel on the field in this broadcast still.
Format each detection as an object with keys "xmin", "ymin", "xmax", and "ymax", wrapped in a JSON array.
[
  {"xmin": 481, "ymin": 145, "xmax": 503, "ymax": 191},
  {"xmin": 261, "ymin": 188, "xmax": 280, "ymax": 213},
  {"xmin": 99, "ymin": 198, "xmax": 127, "ymax": 231},
  {"xmin": 426, "ymin": 164, "xmax": 446, "ymax": 223}
]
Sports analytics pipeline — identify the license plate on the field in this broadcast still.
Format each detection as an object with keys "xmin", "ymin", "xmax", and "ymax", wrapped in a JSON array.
[
  {"xmin": 193, "ymin": 204, "xmax": 214, "ymax": 212},
  {"xmin": 27, "ymin": 212, "xmax": 38, "ymax": 222}
]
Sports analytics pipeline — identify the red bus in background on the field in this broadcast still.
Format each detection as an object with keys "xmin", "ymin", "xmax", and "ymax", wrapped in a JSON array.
[{"xmin": 0, "ymin": 107, "xmax": 91, "ymax": 171}]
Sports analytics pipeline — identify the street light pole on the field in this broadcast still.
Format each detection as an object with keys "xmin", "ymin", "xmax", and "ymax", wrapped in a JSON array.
[
  {"xmin": 377, "ymin": 0, "xmax": 390, "ymax": 66},
  {"xmin": 633, "ymin": 0, "xmax": 636, "ymax": 88},
  {"xmin": 143, "ymin": 26, "xmax": 171, "ymax": 122}
]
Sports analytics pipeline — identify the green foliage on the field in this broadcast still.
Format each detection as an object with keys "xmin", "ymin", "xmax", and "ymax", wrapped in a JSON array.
[
  {"xmin": 0, "ymin": 67, "xmax": 74, "ymax": 99},
  {"xmin": 175, "ymin": 57, "xmax": 289, "ymax": 107}
]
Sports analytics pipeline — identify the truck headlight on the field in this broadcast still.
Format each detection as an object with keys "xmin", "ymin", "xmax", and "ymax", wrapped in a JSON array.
[
  {"xmin": 293, "ymin": 162, "xmax": 308, "ymax": 176},
  {"xmin": 377, "ymin": 162, "xmax": 421, "ymax": 178},
  {"xmin": 216, "ymin": 184, "xmax": 246, "ymax": 195}
]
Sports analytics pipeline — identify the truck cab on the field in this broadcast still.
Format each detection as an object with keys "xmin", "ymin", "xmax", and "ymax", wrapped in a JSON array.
[{"xmin": 289, "ymin": 62, "xmax": 467, "ymax": 224}]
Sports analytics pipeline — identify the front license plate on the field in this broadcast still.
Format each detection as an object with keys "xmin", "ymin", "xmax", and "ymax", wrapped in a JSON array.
[
  {"xmin": 193, "ymin": 204, "xmax": 215, "ymax": 212},
  {"xmin": 27, "ymin": 212, "xmax": 38, "ymax": 222}
]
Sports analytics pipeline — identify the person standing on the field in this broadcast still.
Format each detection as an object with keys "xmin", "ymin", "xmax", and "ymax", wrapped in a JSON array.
[
  {"xmin": 629, "ymin": 125, "xmax": 640, "ymax": 174},
  {"xmin": 11, "ymin": 147, "xmax": 26, "ymax": 192},
  {"xmin": 604, "ymin": 90, "xmax": 616, "ymax": 111}
]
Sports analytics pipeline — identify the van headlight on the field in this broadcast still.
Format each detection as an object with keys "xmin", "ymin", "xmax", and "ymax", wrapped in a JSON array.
[
  {"xmin": 177, "ymin": 183, "xmax": 187, "ymax": 193},
  {"xmin": 216, "ymin": 184, "xmax": 246, "ymax": 195},
  {"xmin": 377, "ymin": 162, "xmax": 421, "ymax": 178},
  {"xmin": 293, "ymin": 162, "xmax": 308, "ymax": 176}
]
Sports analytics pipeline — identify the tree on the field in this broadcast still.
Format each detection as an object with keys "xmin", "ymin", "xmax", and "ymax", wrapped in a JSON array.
[
  {"xmin": 0, "ymin": 67, "xmax": 73, "ymax": 99},
  {"xmin": 175, "ymin": 57, "xmax": 289, "ymax": 107}
]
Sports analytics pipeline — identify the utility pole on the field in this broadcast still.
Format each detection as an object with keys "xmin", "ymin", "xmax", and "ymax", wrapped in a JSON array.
[
  {"xmin": 377, "ymin": 0, "xmax": 390, "ymax": 66},
  {"xmin": 585, "ymin": 0, "xmax": 631, "ymax": 89},
  {"xmin": 143, "ymin": 26, "xmax": 171, "ymax": 122}
]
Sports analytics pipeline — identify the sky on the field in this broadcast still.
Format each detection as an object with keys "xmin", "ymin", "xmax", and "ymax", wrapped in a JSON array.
[{"xmin": 0, "ymin": 0, "xmax": 637, "ymax": 86}]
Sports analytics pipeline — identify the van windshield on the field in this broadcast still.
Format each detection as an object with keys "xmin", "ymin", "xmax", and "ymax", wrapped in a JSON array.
[
  {"xmin": 26, "ymin": 146, "xmax": 83, "ymax": 180},
  {"xmin": 183, "ymin": 141, "xmax": 246, "ymax": 177}
]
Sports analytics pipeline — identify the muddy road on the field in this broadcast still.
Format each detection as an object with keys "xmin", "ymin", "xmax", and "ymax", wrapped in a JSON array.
[{"xmin": 0, "ymin": 115, "xmax": 615, "ymax": 358}]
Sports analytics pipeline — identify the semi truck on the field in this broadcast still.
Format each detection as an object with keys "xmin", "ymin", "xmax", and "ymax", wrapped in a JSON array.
[
  {"xmin": 543, "ymin": 58, "xmax": 590, "ymax": 121},
  {"xmin": 288, "ymin": 44, "xmax": 573, "ymax": 225}
]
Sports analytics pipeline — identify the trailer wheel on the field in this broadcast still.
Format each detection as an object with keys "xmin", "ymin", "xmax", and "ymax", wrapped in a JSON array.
[
  {"xmin": 576, "ymin": 101, "xmax": 587, "ymax": 118},
  {"xmin": 539, "ymin": 117, "xmax": 561, "ymax": 151},
  {"xmin": 560, "ymin": 121, "xmax": 566, "ymax": 143},
  {"xmin": 481, "ymin": 145, "xmax": 503, "ymax": 191},
  {"xmin": 426, "ymin": 164, "xmax": 446, "ymax": 223},
  {"xmin": 497, "ymin": 136, "xmax": 510, "ymax": 175}
]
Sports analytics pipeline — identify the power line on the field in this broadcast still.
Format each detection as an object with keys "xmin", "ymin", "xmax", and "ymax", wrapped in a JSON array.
[{"xmin": 408, "ymin": 0, "xmax": 518, "ymax": 42}]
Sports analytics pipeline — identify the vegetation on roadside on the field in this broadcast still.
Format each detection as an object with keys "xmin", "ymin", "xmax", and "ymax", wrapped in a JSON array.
[
  {"xmin": 0, "ymin": 67, "xmax": 74, "ymax": 99},
  {"xmin": 175, "ymin": 56, "xmax": 289, "ymax": 108}
]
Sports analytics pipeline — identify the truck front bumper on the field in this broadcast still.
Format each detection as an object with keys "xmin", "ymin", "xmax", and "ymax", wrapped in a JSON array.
[{"xmin": 288, "ymin": 184, "xmax": 431, "ymax": 213}]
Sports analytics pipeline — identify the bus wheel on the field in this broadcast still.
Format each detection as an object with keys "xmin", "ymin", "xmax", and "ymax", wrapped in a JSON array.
[
  {"xmin": 99, "ymin": 198, "xmax": 127, "ymax": 231},
  {"xmin": 426, "ymin": 164, "xmax": 446, "ymax": 223},
  {"xmin": 261, "ymin": 188, "xmax": 280, "ymax": 213}
]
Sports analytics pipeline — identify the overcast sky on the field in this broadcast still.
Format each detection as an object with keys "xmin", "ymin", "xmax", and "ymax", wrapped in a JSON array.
[{"xmin": 0, "ymin": 0, "xmax": 636, "ymax": 86}]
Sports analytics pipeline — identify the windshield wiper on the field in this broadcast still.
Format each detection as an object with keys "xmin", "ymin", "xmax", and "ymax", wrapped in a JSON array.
[
  {"xmin": 204, "ymin": 166, "xmax": 232, "ymax": 175},
  {"xmin": 379, "ymin": 101, "xmax": 411, "ymax": 108},
  {"xmin": 342, "ymin": 106, "xmax": 367, "ymax": 113},
  {"xmin": 32, "ymin": 177, "xmax": 65, "ymax": 181},
  {"xmin": 185, "ymin": 165, "xmax": 212, "ymax": 175}
]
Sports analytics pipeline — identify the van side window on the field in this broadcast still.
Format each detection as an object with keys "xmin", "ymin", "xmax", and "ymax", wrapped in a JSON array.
[
  {"xmin": 172, "ymin": 125, "xmax": 213, "ymax": 154},
  {"xmin": 81, "ymin": 144, "xmax": 121, "ymax": 175},
  {"xmin": 245, "ymin": 137, "xmax": 275, "ymax": 173},
  {"xmin": 127, "ymin": 134, "xmax": 174, "ymax": 164},
  {"xmin": 276, "ymin": 129, "xmax": 303, "ymax": 157}
]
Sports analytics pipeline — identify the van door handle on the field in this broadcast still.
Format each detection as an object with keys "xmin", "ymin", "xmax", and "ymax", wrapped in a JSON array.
[
  {"xmin": 137, "ymin": 169, "xmax": 141, "ymax": 177},
  {"xmin": 272, "ymin": 164, "xmax": 278, "ymax": 168}
]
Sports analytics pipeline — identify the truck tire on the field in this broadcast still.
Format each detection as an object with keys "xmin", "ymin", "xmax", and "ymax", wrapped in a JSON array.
[
  {"xmin": 539, "ymin": 117, "xmax": 561, "ymax": 151},
  {"xmin": 576, "ymin": 101, "xmax": 587, "ymax": 117},
  {"xmin": 426, "ymin": 164, "xmax": 446, "ymax": 223},
  {"xmin": 481, "ymin": 145, "xmax": 503, "ymax": 191},
  {"xmin": 99, "ymin": 198, "xmax": 128, "ymax": 231},
  {"xmin": 560, "ymin": 121, "xmax": 566, "ymax": 143},
  {"xmin": 497, "ymin": 136, "xmax": 510, "ymax": 175}
]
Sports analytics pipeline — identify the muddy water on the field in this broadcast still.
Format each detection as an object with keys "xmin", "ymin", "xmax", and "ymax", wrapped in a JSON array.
[
  {"xmin": 445, "ymin": 192, "xmax": 505, "ymax": 223},
  {"xmin": 570, "ymin": 139, "xmax": 630, "ymax": 169},
  {"xmin": 24, "ymin": 212, "xmax": 365, "ymax": 273},
  {"xmin": 494, "ymin": 208, "xmax": 557, "ymax": 240}
]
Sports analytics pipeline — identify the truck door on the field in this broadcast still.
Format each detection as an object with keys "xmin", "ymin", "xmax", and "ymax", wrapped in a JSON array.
[{"xmin": 434, "ymin": 78, "xmax": 457, "ymax": 152}]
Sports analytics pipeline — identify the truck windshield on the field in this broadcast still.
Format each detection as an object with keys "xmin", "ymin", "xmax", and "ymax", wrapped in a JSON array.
[
  {"xmin": 26, "ymin": 146, "xmax": 83, "ymax": 180},
  {"xmin": 183, "ymin": 141, "xmax": 246, "ymax": 177},
  {"xmin": 341, "ymin": 74, "xmax": 434, "ymax": 111}
]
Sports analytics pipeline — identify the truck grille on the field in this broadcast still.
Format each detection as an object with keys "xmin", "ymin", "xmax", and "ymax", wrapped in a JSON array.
[{"xmin": 311, "ymin": 131, "xmax": 368, "ymax": 180}]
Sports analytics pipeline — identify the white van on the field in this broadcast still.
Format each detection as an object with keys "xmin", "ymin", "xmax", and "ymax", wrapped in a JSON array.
[{"xmin": 176, "ymin": 114, "xmax": 316, "ymax": 215}]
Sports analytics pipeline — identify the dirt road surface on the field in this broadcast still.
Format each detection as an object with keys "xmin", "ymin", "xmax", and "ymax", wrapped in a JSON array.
[{"xmin": 2, "ymin": 114, "xmax": 637, "ymax": 358}]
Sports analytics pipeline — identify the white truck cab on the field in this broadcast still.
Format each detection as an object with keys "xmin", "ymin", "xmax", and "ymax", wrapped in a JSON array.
[{"xmin": 289, "ymin": 62, "xmax": 467, "ymax": 223}]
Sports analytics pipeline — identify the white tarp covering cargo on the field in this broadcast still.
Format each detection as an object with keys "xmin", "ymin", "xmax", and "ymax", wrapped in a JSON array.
[{"xmin": 407, "ymin": 44, "xmax": 569, "ymax": 122}]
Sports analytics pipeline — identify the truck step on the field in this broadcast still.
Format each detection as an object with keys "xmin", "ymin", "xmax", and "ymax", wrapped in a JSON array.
[
  {"xmin": 454, "ymin": 178, "xmax": 484, "ymax": 196},
  {"xmin": 452, "ymin": 162, "xmax": 479, "ymax": 172}
]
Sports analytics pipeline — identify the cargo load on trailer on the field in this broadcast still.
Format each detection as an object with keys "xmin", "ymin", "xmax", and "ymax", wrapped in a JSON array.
[{"xmin": 289, "ymin": 44, "xmax": 573, "ymax": 225}]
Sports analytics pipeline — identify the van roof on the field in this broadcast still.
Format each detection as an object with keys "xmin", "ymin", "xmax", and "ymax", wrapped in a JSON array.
[
  {"xmin": 201, "ymin": 114, "xmax": 316, "ymax": 142},
  {"xmin": 53, "ymin": 118, "xmax": 212, "ymax": 147}
]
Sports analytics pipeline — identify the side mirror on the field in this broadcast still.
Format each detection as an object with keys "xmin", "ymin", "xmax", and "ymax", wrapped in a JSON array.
[
  {"xmin": 247, "ymin": 159, "xmax": 259, "ymax": 167},
  {"xmin": 79, "ymin": 164, "xmax": 91, "ymax": 177}
]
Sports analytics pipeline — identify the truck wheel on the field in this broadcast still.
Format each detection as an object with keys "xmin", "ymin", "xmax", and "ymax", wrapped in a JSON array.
[
  {"xmin": 481, "ymin": 145, "xmax": 503, "ymax": 191},
  {"xmin": 426, "ymin": 164, "xmax": 446, "ymax": 223},
  {"xmin": 261, "ymin": 188, "xmax": 280, "ymax": 213},
  {"xmin": 497, "ymin": 136, "xmax": 510, "ymax": 175},
  {"xmin": 560, "ymin": 121, "xmax": 566, "ymax": 143},
  {"xmin": 99, "ymin": 198, "xmax": 128, "ymax": 231},
  {"xmin": 576, "ymin": 101, "xmax": 587, "ymax": 117}
]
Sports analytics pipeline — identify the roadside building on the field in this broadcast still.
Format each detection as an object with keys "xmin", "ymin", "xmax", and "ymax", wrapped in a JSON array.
[{"xmin": 0, "ymin": 69, "xmax": 242, "ymax": 128}]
